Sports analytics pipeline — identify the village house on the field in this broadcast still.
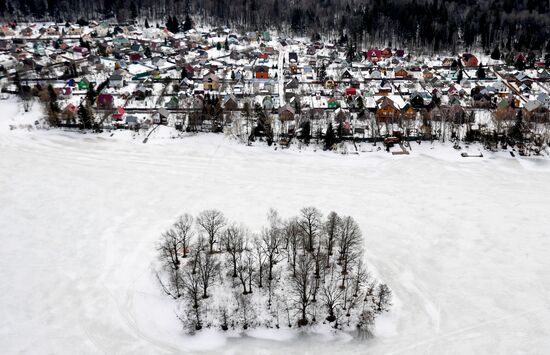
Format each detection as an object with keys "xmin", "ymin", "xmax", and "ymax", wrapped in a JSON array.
[
  {"xmin": 394, "ymin": 66, "xmax": 409, "ymax": 78},
  {"xmin": 462, "ymin": 53, "xmax": 478, "ymax": 67},
  {"xmin": 165, "ymin": 96, "xmax": 180, "ymax": 109},
  {"xmin": 401, "ymin": 104, "xmax": 417, "ymax": 120},
  {"xmin": 67, "ymin": 26, "xmax": 82, "ymax": 36},
  {"xmin": 288, "ymin": 52, "xmax": 298, "ymax": 63},
  {"xmin": 203, "ymin": 72, "xmax": 220, "ymax": 91},
  {"xmin": 523, "ymin": 101, "xmax": 549, "ymax": 123},
  {"xmin": 109, "ymin": 74, "xmax": 124, "ymax": 88},
  {"xmin": 255, "ymin": 65, "xmax": 269, "ymax": 79},
  {"xmin": 0, "ymin": 26, "xmax": 15, "ymax": 37},
  {"xmin": 263, "ymin": 96, "xmax": 274, "ymax": 110},
  {"xmin": 376, "ymin": 97, "xmax": 399, "ymax": 123},
  {"xmin": 20, "ymin": 27, "xmax": 33, "ymax": 37},
  {"xmin": 423, "ymin": 69, "xmax": 434, "ymax": 80},
  {"xmin": 278, "ymin": 104, "xmax": 295, "ymax": 121},
  {"xmin": 327, "ymin": 97, "xmax": 339, "ymax": 109},
  {"xmin": 366, "ymin": 49, "xmax": 382, "ymax": 62},
  {"xmin": 222, "ymin": 94, "xmax": 238, "ymax": 110},
  {"xmin": 97, "ymin": 94, "xmax": 114, "ymax": 109}
]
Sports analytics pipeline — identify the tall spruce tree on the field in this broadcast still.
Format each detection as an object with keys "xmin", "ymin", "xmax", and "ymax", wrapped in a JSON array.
[
  {"xmin": 490, "ymin": 47, "xmax": 501, "ymax": 60},
  {"xmin": 476, "ymin": 63, "xmax": 486, "ymax": 79},
  {"xmin": 324, "ymin": 122, "xmax": 336, "ymax": 150},
  {"xmin": 183, "ymin": 14, "xmax": 193, "ymax": 32}
]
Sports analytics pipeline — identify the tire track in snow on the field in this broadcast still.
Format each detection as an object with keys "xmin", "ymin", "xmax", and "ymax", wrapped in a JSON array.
[{"xmin": 386, "ymin": 306, "xmax": 548, "ymax": 355}]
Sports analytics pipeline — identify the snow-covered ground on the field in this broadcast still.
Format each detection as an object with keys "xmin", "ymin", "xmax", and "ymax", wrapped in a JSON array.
[{"xmin": 1, "ymin": 98, "xmax": 550, "ymax": 354}]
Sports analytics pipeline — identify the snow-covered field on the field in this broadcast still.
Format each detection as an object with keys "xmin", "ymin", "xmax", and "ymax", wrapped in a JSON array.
[{"xmin": 1, "ymin": 98, "xmax": 550, "ymax": 354}]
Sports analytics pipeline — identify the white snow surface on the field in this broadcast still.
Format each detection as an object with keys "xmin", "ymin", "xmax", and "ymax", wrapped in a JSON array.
[{"xmin": 1, "ymin": 98, "xmax": 550, "ymax": 354}]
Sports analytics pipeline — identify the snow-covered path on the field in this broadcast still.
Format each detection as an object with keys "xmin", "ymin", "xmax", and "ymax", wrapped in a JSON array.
[{"xmin": 1, "ymin": 102, "xmax": 550, "ymax": 354}]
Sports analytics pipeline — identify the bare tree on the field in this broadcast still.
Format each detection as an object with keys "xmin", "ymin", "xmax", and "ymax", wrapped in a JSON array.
[
  {"xmin": 189, "ymin": 236, "xmax": 206, "ymax": 275},
  {"xmin": 290, "ymin": 253, "xmax": 316, "ymax": 326},
  {"xmin": 324, "ymin": 211, "xmax": 341, "ymax": 262},
  {"xmin": 168, "ymin": 267, "xmax": 184, "ymax": 298},
  {"xmin": 158, "ymin": 228, "xmax": 181, "ymax": 270},
  {"xmin": 337, "ymin": 216, "xmax": 363, "ymax": 278},
  {"xmin": 374, "ymin": 284, "xmax": 393, "ymax": 313},
  {"xmin": 197, "ymin": 209, "xmax": 227, "ymax": 254},
  {"xmin": 283, "ymin": 217, "xmax": 301, "ymax": 277},
  {"xmin": 181, "ymin": 263, "xmax": 202, "ymax": 311},
  {"xmin": 321, "ymin": 264, "xmax": 344, "ymax": 322},
  {"xmin": 351, "ymin": 260, "xmax": 369, "ymax": 298},
  {"xmin": 253, "ymin": 236, "xmax": 267, "ymax": 288},
  {"xmin": 298, "ymin": 207, "xmax": 323, "ymax": 252},
  {"xmin": 235, "ymin": 291, "xmax": 255, "ymax": 330},
  {"xmin": 311, "ymin": 241, "xmax": 326, "ymax": 303},
  {"xmin": 173, "ymin": 214, "xmax": 194, "ymax": 258},
  {"xmin": 260, "ymin": 225, "xmax": 283, "ymax": 282},
  {"xmin": 182, "ymin": 269, "xmax": 206, "ymax": 330},
  {"xmin": 222, "ymin": 224, "xmax": 246, "ymax": 278},
  {"xmin": 155, "ymin": 268, "xmax": 183, "ymax": 299},
  {"xmin": 197, "ymin": 250, "xmax": 220, "ymax": 299},
  {"xmin": 356, "ymin": 307, "xmax": 376, "ymax": 339},
  {"xmin": 236, "ymin": 247, "xmax": 255, "ymax": 295}
]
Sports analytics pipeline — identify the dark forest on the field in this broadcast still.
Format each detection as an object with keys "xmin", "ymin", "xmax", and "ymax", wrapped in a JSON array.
[{"xmin": 2, "ymin": 0, "xmax": 549, "ymax": 52}]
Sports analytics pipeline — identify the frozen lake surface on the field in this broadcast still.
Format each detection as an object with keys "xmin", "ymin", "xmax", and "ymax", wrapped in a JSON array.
[{"xmin": 1, "ymin": 100, "xmax": 550, "ymax": 354}]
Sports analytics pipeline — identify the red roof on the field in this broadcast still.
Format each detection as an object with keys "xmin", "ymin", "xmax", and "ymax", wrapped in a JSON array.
[
  {"xmin": 367, "ymin": 49, "xmax": 382, "ymax": 59},
  {"xmin": 113, "ymin": 106, "xmax": 126, "ymax": 120}
]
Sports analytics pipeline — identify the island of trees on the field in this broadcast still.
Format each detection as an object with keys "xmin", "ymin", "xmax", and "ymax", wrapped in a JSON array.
[{"xmin": 155, "ymin": 207, "xmax": 392, "ymax": 336}]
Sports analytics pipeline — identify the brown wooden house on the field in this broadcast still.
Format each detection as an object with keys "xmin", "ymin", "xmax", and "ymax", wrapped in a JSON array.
[
  {"xmin": 401, "ymin": 104, "xmax": 417, "ymax": 120},
  {"xmin": 278, "ymin": 104, "xmax": 296, "ymax": 121},
  {"xmin": 376, "ymin": 97, "xmax": 399, "ymax": 123},
  {"xmin": 394, "ymin": 66, "xmax": 409, "ymax": 78}
]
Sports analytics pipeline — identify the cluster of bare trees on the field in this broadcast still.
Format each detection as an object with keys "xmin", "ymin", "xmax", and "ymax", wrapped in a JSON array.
[{"xmin": 156, "ymin": 207, "xmax": 392, "ymax": 335}]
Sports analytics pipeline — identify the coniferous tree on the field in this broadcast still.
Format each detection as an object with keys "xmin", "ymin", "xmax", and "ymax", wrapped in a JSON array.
[
  {"xmin": 182, "ymin": 14, "xmax": 193, "ymax": 32},
  {"xmin": 317, "ymin": 63, "xmax": 327, "ymax": 82},
  {"xmin": 300, "ymin": 120, "xmax": 311, "ymax": 144},
  {"xmin": 508, "ymin": 109, "xmax": 524, "ymax": 143},
  {"xmin": 254, "ymin": 103, "xmax": 273, "ymax": 145},
  {"xmin": 514, "ymin": 56, "xmax": 525, "ymax": 71},
  {"xmin": 166, "ymin": 16, "xmax": 179, "ymax": 34},
  {"xmin": 324, "ymin": 122, "xmax": 336, "ymax": 150},
  {"xmin": 526, "ymin": 52, "xmax": 537, "ymax": 68},
  {"xmin": 346, "ymin": 43, "xmax": 356, "ymax": 63},
  {"xmin": 86, "ymin": 85, "xmax": 97, "ymax": 106},
  {"xmin": 46, "ymin": 85, "xmax": 60, "ymax": 126},
  {"xmin": 476, "ymin": 63, "xmax": 486, "ymax": 79},
  {"xmin": 490, "ymin": 46, "xmax": 501, "ymax": 60},
  {"xmin": 77, "ymin": 102, "xmax": 93, "ymax": 129}
]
